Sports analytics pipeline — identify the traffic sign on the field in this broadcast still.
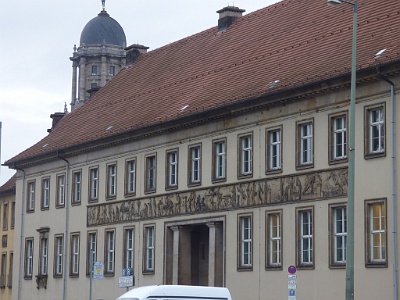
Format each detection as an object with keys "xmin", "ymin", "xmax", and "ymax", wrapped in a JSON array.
[
  {"xmin": 93, "ymin": 261, "xmax": 104, "ymax": 280},
  {"xmin": 118, "ymin": 276, "xmax": 134, "ymax": 288}
]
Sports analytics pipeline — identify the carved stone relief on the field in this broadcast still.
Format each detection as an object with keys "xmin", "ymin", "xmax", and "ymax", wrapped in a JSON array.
[{"xmin": 87, "ymin": 167, "xmax": 348, "ymax": 227}]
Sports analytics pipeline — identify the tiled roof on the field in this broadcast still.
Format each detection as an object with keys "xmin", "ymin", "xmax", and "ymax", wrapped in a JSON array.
[
  {"xmin": 5, "ymin": 0, "xmax": 400, "ymax": 166},
  {"xmin": 0, "ymin": 174, "xmax": 16, "ymax": 196}
]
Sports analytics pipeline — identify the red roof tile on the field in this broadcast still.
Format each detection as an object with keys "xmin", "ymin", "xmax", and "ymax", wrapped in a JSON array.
[
  {"xmin": 0, "ymin": 174, "xmax": 16, "ymax": 196},
  {"xmin": 5, "ymin": 0, "xmax": 400, "ymax": 166}
]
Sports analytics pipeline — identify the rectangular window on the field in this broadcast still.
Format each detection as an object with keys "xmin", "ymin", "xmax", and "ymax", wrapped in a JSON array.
[
  {"xmin": 39, "ymin": 237, "xmax": 48, "ymax": 275},
  {"xmin": 329, "ymin": 204, "xmax": 347, "ymax": 266},
  {"xmin": 365, "ymin": 199, "xmax": 387, "ymax": 266},
  {"xmin": 54, "ymin": 235, "xmax": 64, "ymax": 276},
  {"xmin": 212, "ymin": 139, "xmax": 226, "ymax": 182},
  {"xmin": 166, "ymin": 150, "xmax": 178, "ymax": 189},
  {"xmin": 105, "ymin": 230, "xmax": 115, "ymax": 274},
  {"xmin": 11, "ymin": 202, "xmax": 15, "ymax": 229},
  {"xmin": 70, "ymin": 233, "xmax": 80, "ymax": 276},
  {"xmin": 296, "ymin": 208, "xmax": 313, "ymax": 268},
  {"xmin": 365, "ymin": 104, "xmax": 385, "ymax": 158},
  {"xmin": 89, "ymin": 167, "xmax": 99, "ymax": 202},
  {"xmin": 266, "ymin": 210, "xmax": 282, "ymax": 269},
  {"xmin": 91, "ymin": 65, "xmax": 98, "ymax": 75},
  {"xmin": 27, "ymin": 181, "xmax": 35, "ymax": 212},
  {"xmin": 125, "ymin": 159, "xmax": 136, "ymax": 195},
  {"xmin": 145, "ymin": 155, "xmax": 157, "ymax": 193},
  {"xmin": 329, "ymin": 113, "xmax": 347, "ymax": 163},
  {"xmin": 2, "ymin": 203, "xmax": 8, "ymax": 230},
  {"xmin": 266, "ymin": 127, "xmax": 282, "ymax": 172},
  {"xmin": 238, "ymin": 214, "xmax": 252, "ymax": 269},
  {"xmin": 41, "ymin": 178, "xmax": 50, "ymax": 209},
  {"xmin": 56, "ymin": 174, "xmax": 65, "ymax": 207},
  {"xmin": 8, "ymin": 252, "xmax": 13, "ymax": 288},
  {"xmin": 124, "ymin": 228, "xmax": 134, "ymax": 272},
  {"xmin": 239, "ymin": 134, "xmax": 253, "ymax": 177},
  {"xmin": 86, "ymin": 232, "xmax": 97, "ymax": 275},
  {"xmin": 1, "ymin": 253, "xmax": 6, "ymax": 287},
  {"xmin": 107, "ymin": 163, "xmax": 117, "ymax": 198},
  {"xmin": 143, "ymin": 225, "xmax": 155, "ymax": 273},
  {"xmin": 109, "ymin": 65, "xmax": 115, "ymax": 76},
  {"xmin": 24, "ymin": 238, "xmax": 34, "ymax": 278},
  {"xmin": 72, "ymin": 171, "xmax": 81, "ymax": 205},
  {"xmin": 296, "ymin": 120, "xmax": 314, "ymax": 168},
  {"xmin": 189, "ymin": 145, "xmax": 201, "ymax": 185}
]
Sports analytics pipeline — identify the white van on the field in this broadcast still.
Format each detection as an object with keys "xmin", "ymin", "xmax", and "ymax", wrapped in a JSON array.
[{"xmin": 116, "ymin": 285, "xmax": 233, "ymax": 300}]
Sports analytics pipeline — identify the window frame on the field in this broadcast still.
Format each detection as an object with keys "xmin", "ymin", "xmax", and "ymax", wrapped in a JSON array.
[
  {"xmin": 72, "ymin": 170, "xmax": 82, "ymax": 205},
  {"xmin": 91, "ymin": 65, "xmax": 98, "ymax": 76},
  {"xmin": 238, "ymin": 213, "xmax": 253, "ymax": 270},
  {"xmin": 86, "ymin": 231, "xmax": 97, "ymax": 276},
  {"xmin": 365, "ymin": 198, "xmax": 387, "ymax": 267},
  {"xmin": 56, "ymin": 174, "xmax": 65, "ymax": 208},
  {"xmin": 24, "ymin": 238, "xmax": 34, "ymax": 279},
  {"xmin": 106, "ymin": 163, "xmax": 117, "ymax": 199},
  {"xmin": 296, "ymin": 119, "xmax": 314, "ymax": 169},
  {"xmin": 70, "ymin": 233, "xmax": 80, "ymax": 277},
  {"xmin": 212, "ymin": 138, "xmax": 227, "ymax": 182},
  {"xmin": 125, "ymin": 159, "xmax": 136, "ymax": 196},
  {"xmin": 296, "ymin": 206, "xmax": 314, "ymax": 269},
  {"xmin": 166, "ymin": 149, "xmax": 179, "ymax": 190},
  {"xmin": 329, "ymin": 112, "xmax": 348, "ymax": 164},
  {"xmin": 238, "ymin": 133, "xmax": 253, "ymax": 179},
  {"xmin": 364, "ymin": 103, "xmax": 386, "ymax": 159},
  {"xmin": 54, "ymin": 234, "xmax": 64, "ymax": 277},
  {"xmin": 145, "ymin": 154, "xmax": 157, "ymax": 193},
  {"xmin": 123, "ymin": 227, "xmax": 135, "ymax": 274},
  {"xmin": 104, "ymin": 229, "xmax": 116, "ymax": 275},
  {"xmin": 39, "ymin": 236, "xmax": 49, "ymax": 276},
  {"xmin": 188, "ymin": 144, "xmax": 202, "ymax": 186},
  {"xmin": 329, "ymin": 203, "xmax": 347, "ymax": 268},
  {"xmin": 143, "ymin": 224, "xmax": 155, "ymax": 274},
  {"xmin": 266, "ymin": 126, "xmax": 283, "ymax": 174},
  {"xmin": 266, "ymin": 210, "xmax": 283, "ymax": 270},
  {"xmin": 26, "ymin": 180, "xmax": 36, "ymax": 213},
  {"xmin": 109, "ymin": 65, "xmax": 116, "ymax": 76},
  {"xmin": 11, "ymin": 202, "xmax": 15, "ymax": 229},
  {"xmin": 89, "ymin": 166, "xmax": 99, "ymax": 202},
  {"xmin": 41, "ymin": 177, "xmax": 50, "ymax": 210},
  {"xmin": 2, "ymin": 203, "xmax": 8, "ymax": 231}
]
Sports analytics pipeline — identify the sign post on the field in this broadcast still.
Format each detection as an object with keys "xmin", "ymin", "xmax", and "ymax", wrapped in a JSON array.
[{"xmin": 287, "ymin": 265, "xmax": 297, "ymax": 300}]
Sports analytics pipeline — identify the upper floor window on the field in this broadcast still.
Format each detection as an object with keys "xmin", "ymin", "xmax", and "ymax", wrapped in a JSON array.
[
  {"xmin": 125, "ymin": 159, "xmax": 136, "ymax": 195},
  {"xmin": 365, "ymin": 199, "xmax": 387, "ymax": 267},
  {"xmin": 39, "ymin": 237, "xmax": 48, "ymax": 275},
  {"xmin": 189, "ymin": 144, "xmax": 201, "ymax": 185},
  {"xmin": 238, "ymin": 214, "xmax": 252, "ymax": 269},
  {"xmin": 329, "ymin": 113, "xmax": 347, "ymax": 163},
  {"xmin": 296, "ymin": 119, "xmax": 314, "ymax": 169},
  {"xmin": 296, "ymin": 207, "xmax": 314, "ymax": 268},
  {"xmin": 56, "ymin": 174, "xmax": 65, "ymax": 208},
  {"xmin": 11, "ymin": 202, "xmax": 15, "ymax": 229},
  {"xmin": 212, "ymin": 139, "xmax": 226, "ymax": 182},
  {"xmin": 2, "ymin": 203, "xmax": 8, "ymax": 230},
  {"xmin": 166, "ymin": 150, "xmax": 178, "ymax": 189},
  {"xmin": 27, "ymin": 180, "xmax": 35, "ymax": 213},
  {"xmin": 266, "ymin": 127, "xmax": 282, "ymax": 173},
  {"xmin": 239, "ymin": 134, "xmax": 253, "ymax": 178},
  {"xmin": 107, "ymin": 163, "xmax": 117, "ymax": 198},
  {"xmin": 105, "ymin": 229, "xmax": 115, "ymax": 274},
  {"xmin": 24, "ymin": 238, "xmax": 34, "ymax": 278},
  {"xmin": 124, "ymin": 227, "xmax": 134, "ymax": 273},
  {"xmin": 365, "ymin": 104, "xmax": 385, "ymax": 158},
  {"xmin": 41, "ymin": 177, "xmax": 50, "ymax": 210},
  {"xmin": 329, "ymin": 204, "xmax": 347, "ymax": 267},
  {"xmin": 91, "ymin": 65, "xmax": 98, "ymax": 75},
  {"xmin": 89, "ymin": 167, "xmax": 99, "ymax": 202},
  {"xmin": 54, "ymin": 235, "xmax": 64, "ymax": 277},
  {"xmin": 109, "ymin": 65, "xmax": 116, "ymax": 76},
  {"xmin": 72, "ymin": 171, "xmax": 81, "ymax": 205},
  {"xmin": 143, "ymin": 225, "xmax": 155, "ymax": 274},
  {"xmin": 266, "ymin": 210, "xmax": 282, "ymax": 269},
  {"xmin": 145, "ymin": 155, "xmax": 156, "ymax": 193},
  {"xmin": 90, "ymin": 83, "xmax": 98, "ymax": 89}
]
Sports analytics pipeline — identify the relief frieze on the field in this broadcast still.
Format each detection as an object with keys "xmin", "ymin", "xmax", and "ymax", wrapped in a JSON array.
[{"xmin": 87, "ymin": 167, "xmax": 348, "ymax": 227}]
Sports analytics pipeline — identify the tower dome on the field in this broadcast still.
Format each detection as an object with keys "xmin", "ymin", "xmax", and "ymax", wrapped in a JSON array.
[{"xmin": 80, "ymin": 10, "xmax": 126, "ymax": 47}]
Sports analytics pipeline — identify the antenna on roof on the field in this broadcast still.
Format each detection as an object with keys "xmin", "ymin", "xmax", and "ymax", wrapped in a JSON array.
[{"xmin": 102, "ymin": 0, "xmax": 106, "ymax": 11}]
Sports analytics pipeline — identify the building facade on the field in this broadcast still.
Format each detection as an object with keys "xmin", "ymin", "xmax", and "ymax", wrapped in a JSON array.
[
  {"xmin": 0, "ymin": 175, "xmax": 16, "ymax": 300},
  {"xmin": 5, "ymin": 1, "xmax": 400, "ymax": 300}
]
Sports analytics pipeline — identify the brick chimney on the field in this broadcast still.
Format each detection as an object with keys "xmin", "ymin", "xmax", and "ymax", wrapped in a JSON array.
[
  {"xmin": 125, "ymin": 44, "xmax": 149, "ymax": 66},
  {"xmin": 47, "ymin": 104, "xmax": 68, "ymax": 133},
  {"xmin": 217, "ymin": 6, "xmax": 245, "ymax": 32}
]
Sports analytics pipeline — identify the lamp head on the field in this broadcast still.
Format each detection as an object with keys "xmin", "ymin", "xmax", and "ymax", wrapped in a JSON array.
[{"xmin": 327, "ymin": 0, "xmax": 342, "ymax": 6}]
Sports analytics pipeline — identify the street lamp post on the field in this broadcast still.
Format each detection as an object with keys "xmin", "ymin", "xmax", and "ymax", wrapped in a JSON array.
[{"xmin": 327, "ymin": 1, "xmax": 358, "ymax": 300}]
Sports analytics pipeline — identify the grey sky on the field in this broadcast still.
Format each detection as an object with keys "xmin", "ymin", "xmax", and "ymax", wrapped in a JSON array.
[{"xmin": 0, "ymin": 0, "xmax": 279, "ymax": 185}]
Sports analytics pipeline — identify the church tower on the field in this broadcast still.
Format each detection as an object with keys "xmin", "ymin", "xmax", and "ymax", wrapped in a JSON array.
[{"xmin": 70, "ymin": 0, "xmax": 127, "ymax": 111}]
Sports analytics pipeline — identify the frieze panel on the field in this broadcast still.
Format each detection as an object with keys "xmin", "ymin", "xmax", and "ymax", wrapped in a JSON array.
[{"xmin": 87, "ymin": 167, "xmax": 347, "ymax": 227}]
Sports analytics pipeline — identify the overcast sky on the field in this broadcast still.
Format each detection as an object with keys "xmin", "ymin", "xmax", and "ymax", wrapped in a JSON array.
[{"xmin": 0, "ymin": 0, "xmax": 280, "ymax": 186}]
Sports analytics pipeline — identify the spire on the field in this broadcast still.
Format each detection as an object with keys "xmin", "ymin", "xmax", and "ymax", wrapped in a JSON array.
[{"xmin": 102, "ymin": 0, "xmax": 106, "ymax": 11}]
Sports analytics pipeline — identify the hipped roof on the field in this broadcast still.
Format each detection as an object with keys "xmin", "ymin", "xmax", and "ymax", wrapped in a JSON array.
[{"xmin": 5, "ymin": 0, "xmax": 400, "ymax": 167}]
